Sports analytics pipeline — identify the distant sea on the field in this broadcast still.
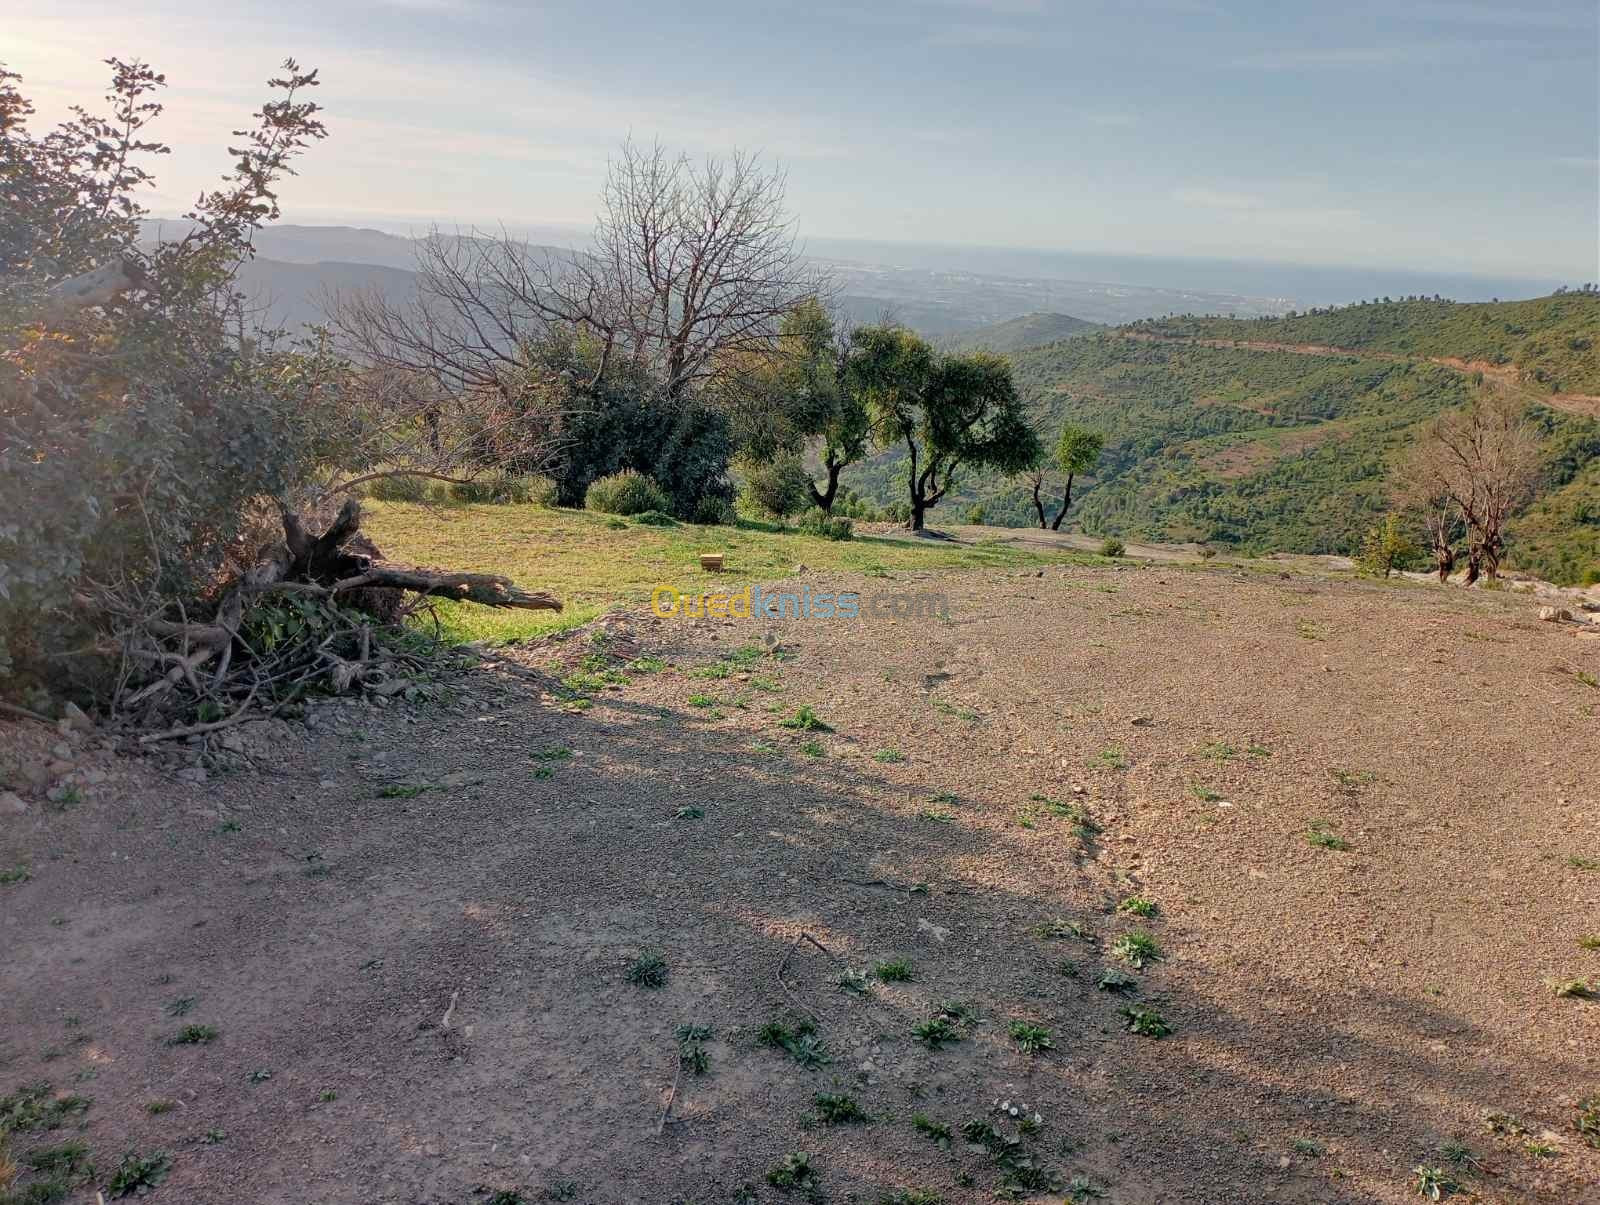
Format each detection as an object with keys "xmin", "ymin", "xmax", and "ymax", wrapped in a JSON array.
[{"xmin": 796, "ymin": 236, "xmax": 1571, "ymax": 310}]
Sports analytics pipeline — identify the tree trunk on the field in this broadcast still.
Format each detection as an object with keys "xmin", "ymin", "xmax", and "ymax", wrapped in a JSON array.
[
  {"xmin": 1049, "ymin": 472, "xmax": 1076, "ymax": 531},
  {"xmin": 909, "ymin": 498, "xmax": 927, "ymax": 531},
  {"xmin": 810, "ymin": 460, "xmax": 843, "ymax": 516},
  {"xmin": 1031, "ymin": 476, "xmax": 1047, "ymax": 528}
]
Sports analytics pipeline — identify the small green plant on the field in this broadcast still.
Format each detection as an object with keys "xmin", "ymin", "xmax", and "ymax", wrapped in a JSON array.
[
  {"xmin": 1111, "ymin": 930, "xmax": 1161, "ymax": 968},
  {"xmin": 1567, "ymin": 855, "xmax": 1600, "ymax": 871},
  {"xmin": 532, "ymin": 746, "xmax": 573, "ymax": 762},
  {"xmin": 1306, "ymin": 821, "xmax": 1349, "ymax": 851},
  {"xmin": 542, "ymin": 1182, "xmax": 580, "ymax": 1202},
  {"xmin": 1033, "ymin": 917, "xmax": 1092, "ymax": 942},
  {"xmin": 798, "ymin": 740, "xmax": 825, "ymax": 758},
  {"xmin": 1549, "ymin": 976, "xmax": 1596, "ymax": 999},
  {"xmin": 0, "ymin": 1083, "xmax": 92, "ymax": 1133},
  {"xmin": 624, "ymin": 953, "xmax": 668, "ymax": 988},
  {"xmin": 812, "ymin": 1092, "xmax": 870, "ymax": 1125},
  {"xmin": 911, "ymin": 1016, "xmax": 960, "ymax": 1050},
  {"xmin": 673, "ymin": 805, "xmax": 704, "ymax": 819},
  {"xmin": 168, "ymin": 1024, "xmax": 217, "ymax": 1045},
  {"xmin": 165, "ymin": 996, "xmax": 197, "ymax": 1017},
  {"xmin": 247, "ymin": 1069, "xmax": 271, "ymax": 1083},
  {"xmin": 873, "ymin": 748, "xmax": 905, "ymax": 763},
  {"xmin": 1065, "ymin": 1175, "xmax": 1107, "ymax": 1201},
  {"xmin": 1200, "ymin": 741, "xmax": 1236, "ymax": 760},
  {"xmin": 757, "ymin": 1018, "xmax": 830, "ymax": 1069},
  {"xmin": 626, "ymin": 655, "xmax": 666, "ymax": 674},
  {"xmin": 912, "ymin": 1114, "xmax": 952, "ymax": 1149},
  {"xmin": 1008, "ymin": 1021, "xmax": 1054, "ymax": 1054},
  {"xmin": 1099, "ymin": 536, "xmax": 1125, "ymax": 557},
  {"xmin": 319, "ymin": 1089, "xmax": 338, "ymax": 1102},
  {"xmin": 879, "ymin": 1190, "xmax": 943, "ymax": 1205},
  {"xmin": 1117, "ymin": 895, "xmax": 1158, "ymax": 918},
  {"xmin": 1092, "ymin": 746, "xmax": 1127, "ymax": 770},
  {"xmin": 780, "ymin": 706, "xmax": 832, "ymax": 732},
  {"xmin": 766, "ymin": 1151, "xmax": 821, "ymax": 1198},
  {"xmin": 1118, "ymin": 1005, "xmax": 1171, "ymax": 1038},
  {"xmin": 1524, "ymin": 1138, "xmax": 1559, "ymax": 1157},
  {"xmin": 145, "ymin": 1098, "xmax": 177, "ymax": 1114},
  {"xmin": 1190, "ymin": 783, "xmax": 1222, "ymax": 803},
  {"xmin": 107, "ymin": 1149, "xmax": 172, "ymax": 1197},
  {"xmin": 874, "ymin": 959, "xmax": 913, "ymax": 982},
  {"xmin": 1290, "ymin": 1137, "xmax": 1323, "ymax": 1157},
  {"xmin": 686, "ymin": 693, "xmax": 718, "ymax": 708},
  {"xmin": 376, "ymin": 783, "xmax": 428, "ymax": 799},
  {"xmin": 1576, "ymin": 1093, "xmax": 1600, "ymax": 1148},
  {"xmin": 0, "ymin": 865, "xmax": 29, "ymax": 885},
  {"xmin": 1411, "ymin": 1164, "xmax": 1459, "ymax": 1198},
  {"xmin": 837, "ymin": 968, "xmax": 873, "ymax": 997}
]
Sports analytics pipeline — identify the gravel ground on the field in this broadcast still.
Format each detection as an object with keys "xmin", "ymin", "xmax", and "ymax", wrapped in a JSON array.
[{"xmin": 2, "ymin": 559, "xmax": 1598, "ymax": 1204}]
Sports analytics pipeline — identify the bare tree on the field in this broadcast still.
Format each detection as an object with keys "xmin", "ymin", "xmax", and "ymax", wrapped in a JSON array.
[
  {"xmin": 583, "ymin": 139, "xmax": 826, "ymax": 398},
  {"xmin": 1390, "ymin": 449, "xmax": 1464, "ymax": 582},
  {"xmin": 330, "ymin": 140, "xmax": 824, "ymax": 490},
  {"xmin": 1402, "ymin": 395, "xmax": 1542, "ymax": 584}
]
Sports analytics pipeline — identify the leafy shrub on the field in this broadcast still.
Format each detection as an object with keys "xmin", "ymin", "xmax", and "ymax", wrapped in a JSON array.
[
  {"xmin": 0, "ymin": 59, "xmax": 334, "ymax": 693},
  {"xmin": 633, "ymin": 510, "xmax": 678, "ymax": 527},
  {"xmin": 364, "ymin": 474, "xmax": 434, "ymax": 502},
  {"xmin": 741, "ymin": 454, "xmax": 814, "ymax": 521},
  {"xmin": 797, "ymin": 509, "xmax": 853, "ymax": 541},
  {"xmin": 1099, "ymin": 536, "xmax": 1126, "ymax": 557},
  {"xmin": 1355, "ymin": 513, "xmax": 1416, "ymax": 578},
  {"xmin": 692, "ymin": 494, "xmax": 733, "ymax": 525},
  {"xmin": 585, "ymin": 470, "xmax": 671, "ymax": 516},
  {"xmin": 450, "ymin": 473, "xmax": 542, "ymax": 504}
]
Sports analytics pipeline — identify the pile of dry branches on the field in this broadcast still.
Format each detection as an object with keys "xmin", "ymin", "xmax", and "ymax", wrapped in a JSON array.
[{"xmin": 108, "ymin": 499, "xmax": 559, "ymax": 742}]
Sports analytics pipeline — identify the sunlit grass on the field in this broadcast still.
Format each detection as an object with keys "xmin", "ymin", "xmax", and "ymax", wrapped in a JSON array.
[{"xmin": 366, "ymin": 501, "xmax": 1092, "ymax": 643}]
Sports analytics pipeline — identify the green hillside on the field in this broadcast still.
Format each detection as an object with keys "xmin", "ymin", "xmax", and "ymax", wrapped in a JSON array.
[
  {"xmin": 1135, "ymin": 291, "xmax": 1600, "ymax": 395},
  {"xmin": 838, "ymin": 326, "xmax": 1600, "ymax": 584},
  {"xmin": 953, "ymin": 311, "xmax": 1100, "ymax": 354}
]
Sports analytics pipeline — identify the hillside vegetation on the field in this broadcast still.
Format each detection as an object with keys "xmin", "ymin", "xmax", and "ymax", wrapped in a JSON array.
[
  {"xmin": 952, "ymin": 310, "xmax": 1100, "ymax": 353},
  {"xmin": 1136, "ymin": 292, "xmax": 1600, "ymax": 395},
  {"xmin": 839, "ymin": 317, "xmax": 1600, "ymax": 582}
]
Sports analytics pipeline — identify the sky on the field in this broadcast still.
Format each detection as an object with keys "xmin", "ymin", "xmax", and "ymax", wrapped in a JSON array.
[{"xmin": 7, "ymin": 0, "xmax": 1599, "ymax": 281}]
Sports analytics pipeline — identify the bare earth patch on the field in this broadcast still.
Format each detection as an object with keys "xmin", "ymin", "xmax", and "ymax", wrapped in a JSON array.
[{"xmin": 3, "ymin": 561, "xmax": 1598, "ymax": 1203}]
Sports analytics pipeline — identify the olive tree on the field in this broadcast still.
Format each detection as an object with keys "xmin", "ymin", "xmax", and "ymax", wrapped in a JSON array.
[{"xmin": 850, "ymin": 326, "xmax": 1040, "ymax": 531}]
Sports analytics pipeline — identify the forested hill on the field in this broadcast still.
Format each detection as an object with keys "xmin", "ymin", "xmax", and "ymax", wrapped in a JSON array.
[
  {"xmin": 952, "ymin": 311, "xmax": 1100, "ymax": 353},
  {"xmin": 1132, "ymin": 291, "xmax": 1600, "ymax": 396},
  {"xmin": 838, "ymin": 299, "xmax": 1600, "ymax": 585}
]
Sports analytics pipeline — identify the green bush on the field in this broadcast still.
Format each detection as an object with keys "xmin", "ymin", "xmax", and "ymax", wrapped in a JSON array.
[
  {"xmin": 526, "ymin": 474, "xmax": 560, "ymax": 507},
  {"xmin": 1355, "ymin": 513, "xmax": 1416, "ymax": 578},
  {"xmin": 585, "ymin": 470, "xmax": 671, "ymax": 516},
  {"xmin": 741, "ymin": 454, "xmax": 814, "ymax": 521},
  {"xmin": 450, "ymin": 473, "xmax": 544, "ymax": 504},
  {"xmin": 1100, "ymin": 536, "xmax": 1127, "ymax": 557},
  {"xmin": 798, "ymin": 509, "xmax": 853, "ymax": 541},
  {"xmin": 364, "ymin": 474, "xmax": 433, "ymax": 502},
  {"xmin": 966, "ymin": 504, "xmax": 987, "ymax": 525},
  {"xmin": 691, "ymin": 494, "xmax": 732, "ymax": 525},
  {"xmin": 633, "ymin": 510, "xmax": 679, "ymax": 527}
]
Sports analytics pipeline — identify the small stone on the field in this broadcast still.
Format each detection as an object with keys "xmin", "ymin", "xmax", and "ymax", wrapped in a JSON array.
[
  {"xmin": 51, "ymin": 742, "xmax": 73, "ymax": 761},
  {"xmin": 80, "ymin": 769, "xmax": 108, "ymax": 785},
  {"xmin": 917, "ymin": 917, "xmax": 951, "ymax": 943},
  {"xmin": 0, "ymin": 790, "xmax": 26, "ymax": 815},
  {"xmin": 1538, "ymin": 606, "xmax": 1572, "ymax": 623},
  {"xmin": 63, "ymin": 702, "xmax": 93, "ymax": 733},
  {"xmin": 177, "ymin": 767, "xmax": 208, "ymax": 784}
]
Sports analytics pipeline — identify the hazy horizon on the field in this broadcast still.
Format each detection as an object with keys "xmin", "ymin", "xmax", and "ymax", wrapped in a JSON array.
[{"xmin": 11, "ymin": 0, "xmax": 1597, "ymax": 286}]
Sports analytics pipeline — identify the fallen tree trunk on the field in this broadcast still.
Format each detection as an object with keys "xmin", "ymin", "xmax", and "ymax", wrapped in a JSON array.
[{"xmin": 116, "ymin": 496, "xmax": 559, "ymax": 723}]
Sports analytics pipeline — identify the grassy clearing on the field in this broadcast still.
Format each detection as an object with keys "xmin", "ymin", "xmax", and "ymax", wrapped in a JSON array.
[{"xmin": 365, "ymin": 502, "xmax": 1091, "ymax": 644}]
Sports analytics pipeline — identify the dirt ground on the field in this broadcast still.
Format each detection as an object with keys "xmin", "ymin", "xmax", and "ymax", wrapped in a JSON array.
[{"xmin": 4, "ymin": 560, "xmax": 1599, "ymax": 1204}]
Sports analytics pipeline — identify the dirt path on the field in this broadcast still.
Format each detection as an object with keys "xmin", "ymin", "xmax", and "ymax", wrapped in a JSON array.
[
  {"xmin": 1120, "ymin": 330, "xmax": 1600, "ymax": 420},
  {"xmin": 3, "ymin": 562, "xmax": 1599, "ymax": 1204}
]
